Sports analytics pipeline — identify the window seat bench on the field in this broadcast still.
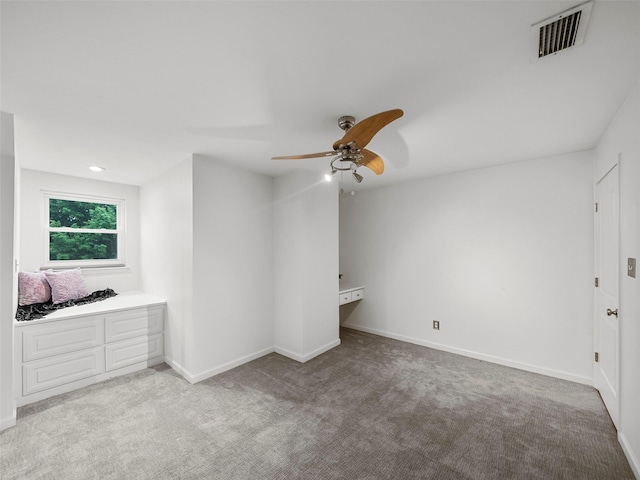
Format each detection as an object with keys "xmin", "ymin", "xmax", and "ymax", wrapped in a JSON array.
[{"xmin": 14, "ymin": 291, "xmax": 166, "ymax": 407}]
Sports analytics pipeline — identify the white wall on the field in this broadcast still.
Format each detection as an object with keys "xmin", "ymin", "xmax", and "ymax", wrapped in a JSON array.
[
  {"xmin": 190, "ymin": 155, "xmax": 274, "ymax": 380},
  {"xmin": 140, "ymin": 157, "xmax": 194, "ymax": 378},
  {"xmin": 141, "ymin": 155, "xmax": 276, "ymax": 383},
  {"xmin": 142, "ymin": 156, "xmax": 340, "ymax": 382},
  {"xmin": 0, "ymin": 112, "xmax": 17, "ymax": 430},
  {"xmin": 595, "ymin": 81, "xmax": 640, "ymax": 478},
  {"xmin": 274, "ymin": 169, "xmax": 340, "ymax": 362},
  {"xmin": 19, "ymin": 169, "xmax": 141, "ymax": 293},
  {"xmin": 340, "ymin": 151, "xmax": 594, "ymax": 383}
]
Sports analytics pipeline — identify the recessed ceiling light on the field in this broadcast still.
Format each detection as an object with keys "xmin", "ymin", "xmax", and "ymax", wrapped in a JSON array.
[{"xmin": 89, "ymin": 166, "xmax": 105, "ymax": 172}]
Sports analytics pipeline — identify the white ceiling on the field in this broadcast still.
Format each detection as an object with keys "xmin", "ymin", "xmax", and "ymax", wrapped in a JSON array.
[{"xmin": 2, "ymin": 1, "xmax": 639, "ymax": 188}]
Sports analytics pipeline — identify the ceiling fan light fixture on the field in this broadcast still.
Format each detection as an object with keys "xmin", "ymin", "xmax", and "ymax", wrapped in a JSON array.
[
  {"xmin": 271, "ymin": 109, "xmax": 403, "ymax": 186},
  {"xmin": 324, "ymin": 169, "xmax": 337, "ymax": 182},
  {"xmin": 330, "ymin": 156, "xmax": 354, "ymax": 172}
]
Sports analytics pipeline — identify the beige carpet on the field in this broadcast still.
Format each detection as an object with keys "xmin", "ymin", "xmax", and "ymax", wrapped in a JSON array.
[{"xmin": 1, "ymin": 328, "xmax": 634, "ymax": 479}]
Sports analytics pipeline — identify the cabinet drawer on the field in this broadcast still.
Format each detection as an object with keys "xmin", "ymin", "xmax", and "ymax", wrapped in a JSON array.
[
  {"xmin": 105, "ymin": 333, "xmax": 164, "ymax": 372},
  {"xmin": 23, "ymin": 347, "xmax": 104, "ymax": 395},
  {"xmin": 22, "ymin": 316, "xmax": 103, "ymax": 362},
  {"xmin": 351, "ymin": 289, "xmax": 364, "ymax": 301},
  {"xmin": 105, "ymin": 307, "xmax": 164, "ymax": 343},
  {"xmin": 339, "ymin": 292, "xmax": 352, "ymax": 305}
]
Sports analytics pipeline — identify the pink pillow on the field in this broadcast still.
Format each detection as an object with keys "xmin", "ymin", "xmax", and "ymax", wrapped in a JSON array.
[
  {"xmin": 44, "ymin": 269, "xmax": 89, "ymax": 304},
  {"xmin": 18, "ymin": 271, "xmax": 53, "ymax": 306}
]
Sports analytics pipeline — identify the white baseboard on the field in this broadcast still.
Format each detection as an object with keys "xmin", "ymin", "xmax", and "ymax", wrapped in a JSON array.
[
  {"xmin": 167, "ymin": 346, "xmax": 275, "ymax": 385},
  {"xmin": 165, "ymin": 337, "xmax": 341, "ymax": 383},
  {"xmin": 273, "ymin": 346, "xmax": 304, "ymax": 362},
  {"xmin": 275, "ymin": 338, "xmax": 341, "ymax": 363},
  {"xmin": 342, "ymin": 322, "xmax": 593, "ymax": 386},
  {"xmin": 163, "ymin": 357, "xmax": 191, "ymax": 382},
  {"xmin": 619, "ymin": 432, "xmax": 640, "ymax": 480},
  {"xmin": 0, "ymin": 413, "xmax": 16, "ymax": 431}
]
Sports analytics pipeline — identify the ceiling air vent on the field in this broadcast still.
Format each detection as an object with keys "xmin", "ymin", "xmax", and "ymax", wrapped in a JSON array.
[{"xmin": 531, "ymin": 1, "xmax": 593, "ymax": 60}]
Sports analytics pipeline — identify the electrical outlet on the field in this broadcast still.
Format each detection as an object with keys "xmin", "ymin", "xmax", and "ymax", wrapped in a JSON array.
[{"xmin": 433, "ymin": 320, "xmax": 440, "ymax": 330}]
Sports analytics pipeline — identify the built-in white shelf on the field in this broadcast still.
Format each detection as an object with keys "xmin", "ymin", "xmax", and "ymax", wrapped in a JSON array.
[{"xmin": 339, "ymin": 284, "xmax": 364, "ymax": 306}]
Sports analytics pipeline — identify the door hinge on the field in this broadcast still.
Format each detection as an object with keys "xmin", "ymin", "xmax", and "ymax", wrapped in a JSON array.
[
  {"xmin": 595, "ymin": 352, "xmax": 599, "ymax": 362},
  {"xmin": 595, "ymin": 202, "xmax": 598, "ymax": 213},
  {"xmin": 595, "ymin": 277, "xmax": 599, "ymax": 287}
]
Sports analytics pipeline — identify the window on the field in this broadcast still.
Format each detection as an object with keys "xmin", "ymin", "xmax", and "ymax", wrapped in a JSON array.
[{"xmin": 44, "ymin": 192, "xmax": 125, "ymax": 268}]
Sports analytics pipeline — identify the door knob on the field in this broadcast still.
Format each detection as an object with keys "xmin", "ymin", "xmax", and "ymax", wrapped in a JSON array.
[{"xmin": 606, "ymin": 308, "xmax": 618, "ymax": 317}]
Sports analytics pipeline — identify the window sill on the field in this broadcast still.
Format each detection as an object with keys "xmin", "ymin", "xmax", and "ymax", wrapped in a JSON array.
[
  {"xmin": 80, "ymin": 266, "xmax": 131, "ymax": 276},
  {"xmin": 40, "ymin": 266, "xmax": 131, "ymax": 276}
]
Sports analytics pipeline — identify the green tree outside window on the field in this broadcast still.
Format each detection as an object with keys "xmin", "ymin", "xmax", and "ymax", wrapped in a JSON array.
[{"xmin": 49, "ymin": 198, "xmax": 119, "ymax": 261}]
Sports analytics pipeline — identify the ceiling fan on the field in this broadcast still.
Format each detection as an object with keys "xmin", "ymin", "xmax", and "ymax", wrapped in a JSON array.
[{"xmin": 271, "ymin": 109, "xmax": 403, "ymax": 183}]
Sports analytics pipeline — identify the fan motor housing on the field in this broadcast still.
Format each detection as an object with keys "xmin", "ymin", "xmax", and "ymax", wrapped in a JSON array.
[{"xmin": 338, "ymin": 115, "xmax": 356, "ymax": 131}]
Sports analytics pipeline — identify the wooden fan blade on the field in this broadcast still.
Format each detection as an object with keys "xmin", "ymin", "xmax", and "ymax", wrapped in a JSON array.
[
  {"xmin": 333, "ymin": 109, "xmax": 403, "ymax": 150},
  {"xmin": 360, "ymin": 149, "xmax": 384, "ymax": 175},
  {"xmin": 271, "ymin": 151, "xmax": 336, "ymax": 160}
]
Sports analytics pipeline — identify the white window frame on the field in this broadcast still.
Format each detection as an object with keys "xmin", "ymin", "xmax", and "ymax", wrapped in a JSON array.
[{"xmin": 43, "ymin": 191, "xmax": 126, "ymax": 269}]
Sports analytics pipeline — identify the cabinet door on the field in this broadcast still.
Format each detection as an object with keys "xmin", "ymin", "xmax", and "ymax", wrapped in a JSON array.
[
  {"xmin": 105, "ymin": 333, "xmax": 164, "ymax": 372},
  {"xmin": 105, "ymin": 306, "xmax": 164, "ymax": 343},
  {"xmin": 22, "ymin": 316, "xmax": 103, "ymax": 362},
  {"xmin": 23, "ymin": 347, "xmax": 104, "ymax": 395}
]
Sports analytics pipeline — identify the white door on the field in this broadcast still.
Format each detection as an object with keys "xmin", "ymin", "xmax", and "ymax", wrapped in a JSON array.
[{"xmin": 594, "ymin": 162, "xmax": 620, "ymax": 428}]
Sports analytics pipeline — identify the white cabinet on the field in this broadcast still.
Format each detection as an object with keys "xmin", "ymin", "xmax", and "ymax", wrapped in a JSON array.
[
  {"xmin": 22, "ymin": 316, "xmax": 103, "ymax": 362},
  {"xmin": 351, "ymin": 289, "xmax": 364, "ymax": 302},
  {"xmin": 339, "ymin": 291, "xmax": 352, "ymax": 305},
  {"xmin": 104, "ymin": 306, "xmax": 163, "ymax": 343},
  {"xmin": 105, "ymin": 333, "xmax": 163, "ymax": 372},
  {"xmin": 23, "ymin": 347, "xmax": 104, "ymax": 396},
  {"xmin": 14, "ymin": 292, "xmax": 166, "ymax": 406},
  {"xmin": 339, "ymin": 285, "xmax": 364, "ymax": 306}
]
